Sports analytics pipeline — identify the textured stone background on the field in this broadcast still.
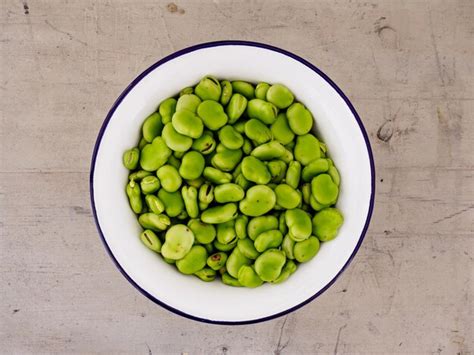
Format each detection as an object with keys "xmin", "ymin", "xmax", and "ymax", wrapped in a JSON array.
[{"xmin": 1, "ymin": 0, "xmax": 472, "ymax": 354}]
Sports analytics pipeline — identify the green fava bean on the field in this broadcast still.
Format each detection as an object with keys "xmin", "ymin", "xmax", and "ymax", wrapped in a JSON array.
[
  {"xmin": 201, "ymin": 203, "xmax": 238, "ymax": 224},
  {"xmin": 192, "ymin": 130, "xmax": 216, "ymax": 155},
  {"xmin": 242, "ymin": 138, "xmax": 253, "ymax": 155},
  {"xmin": 138, "ymin": 137, "xmax": 147, "ymax": 150},
  {"xmin": 247, "ymin": 99, "xmax": 278, "ymax": 125},
  {"xmin": 179, "ymin": 151, "xmax": 205, "ymax": 180},
  {"xmin": 302, "ymin": 183, "xmax": 312, "ymax": 204},
  {"xmin": 251, "ymin": 141, "xmax": 286, "ymax": 160},
  {"xmin": 214, "ymin": 183, "xmax": 245, "ymax": 203},
  {"xmin": 231, "ymin": 81, "xmax": 255, "ymax": 99},
  {"xmin": 142, "ymin": 112, "xmax": 164, "ymax": 143},
  {"xmin": 171, "ymin": 110, "xmax": 203, "ymax": 138},
  {"xmin": 140, "ymin": 176, "xmax": 160, "ymax": 194},
  {"xmin": 232, "ymin": 161, "xmax": 242, "ymax": 179},
  {"xmin": 254, "ymin": 229, "xmax": 283, "ymax": 253},
  {"xmin": 311, "ymin": 174, "xmax": 339, "ymax": 205},
  {"xmin": 158, "ymin": 97, "xmax": 177, "ymax": 124},
  {"xmin": 266, "ymin": 84, "xmax": 294, "ymax": 109},
  {"xmin": 157, "ymin": 165, "xmax": 182, "ymax": 192},
  {"xmin": 294, "ymin": 236, "xmax": 320, "ymax": 263},
  {"xmin": 302, "ymin": 158, "xmax": 329, "ymax": 182},
  {"xmin": 279, "ymin": 212, "xmax": 288, "ymax": 235},
  {"xmin": 237, "ymin": 238, "xmax": 260, "ymax": 259},
  {"xmin": 255, "ymin": 82, "xmax": 270, "ymax": 100},
  {"xmin": 282, "ymin": 234, "xmax": 295, "ymax": 259},
  {"xmin": 176, "ymin": 94, "xmax": 201, "ymax": 113},
  {"xmin": 158, "ymin": 189, "xmax": 184, "ymax": 217},
  {"xmin": 194, "ymin": 267, "xmax": 216, "ymax": 282},
  {"xmin": 176, "ymin": 245, "xmax": 208, "ymax": 274},
  {"xmin": 287, "ymin": 102, "xmax": 313, "ymax": 135},
  {"xmin": 214, "ymin": 239, "xmax": 237, "ymax": 252},
  {"xmin": 275, "ymin": 184, "xmax": 301, "ymax": 209},
  {"xmin": 211, "ymin": 148, "xmax": 242, "ymax": 172},
  {"xmin": 226, "ymin": 93, "xmax": 248, "ymax": 123},
  {"xmin": 195, "ymin": 76, "xmax": 221, "ymax": 101},
  {"xmin": 138, "ymin": 213, "xmax": 171, "ymax": 232},
  {"xmin": 145, "ymin": 194, "xmax": 165, "ymax": 214},
  {"xmin": 140, "ymin": 137, "xmax": 172, "ymax": 171},
  {"xmin": 140, "ymin": 229, "xmax": 162, "ymax": 253},
  {"xmin": 239, "ymin": 185, "xmax": 276, "ymax": 217},
  {"xmin": 247, "ymin": 215, "xmax": 279, "ymax": 240},
  {"xmin": 129, "ymin": 170, "xmax": 151, "ymax": 182},
  {"xmin": 328, "ymin": 165, "xmax": 341, "ymax": 186},
  {"xmin": 241, "ymin": 156, "xmax": 271, "ymax": 184},
  {"xmin": 294, "ymin": 134, "xmax": 321, "ymax": 165},
  {"xmin": 185, "ymin": 177, "xmax": 204, "ymax": 188},
  {"xmin": 179, "ymin": 87, "xmax": 193, "ymax": 96},
  {"xmin": 203, "ymin": 167, "xmax": 232, "ymax": 184},
  {"xmin": 221, "ymin": 272, "xmax": 242, "ymax": 287},
  {"xmin": 126, "ymin": 180, "xmax": 142, "ymax": 214},
  {"xmin": 312, "ymin": 208, "xmax": 344, "ymax": 241},
  {"xmin": 285, "ymin": 208, "xmax": 312, "ymax": 241},
  {"xmin": 254, "ymin": 249, "xmax": 286, "ymax": 282},
  {"xmin": 235, "ymin": 215, "xmax": 248, "ymax": 239},
  {"xmin": 217, "ymin": 220, "xmax": 237, "ymax": 244},
  {"xmin": 280, "ymin": 147, "xmax": 294, "ymax": 164},
  {"xmin": 226, "ymin": 247, "xmax": 251, "ymax": 278},
  {"xmin": 197, "ymin": 100, "xmax": 228, "ymax": 130},
  {"xmin": 244, "ymin": 118, "xmax": 273, "ymax": 145},
  {"xmin": 285, "ymin": 161, "xmax": 301, "ymax": 189},
  {"xmin": 238, "ymin": 265, "xmax": 263, "ymax": 288},
  {"xmin": 220, "ymin": 80, "xmax": 233, "ymax": 105},
  {"xmin": 188, "ymin": 218, "xmax": 216, "ymax": 244},
  {"xmin": 272, "ymin": 260, "xmax": 297, "ymax": 284},
  {"xmin": 198, "ymin": 183, "xmax": 214, "ymax": 204},
  {"xmin": 162, "ymin": 123, "xmax": 193, "ymax": 152},
  {"xmin": 207, "ymin": 252, "xmax": 228, "ymax": 270},
  {"xmin": 266, "ymin": 160, "xmax": 287, "ymax": 183},
  {"xmin": 218, "ymin": 125, "xmax": 244, "ymax": 150},
  {"xmin": 270, "ymin": 113, "xmax": 295, "ymax": 145},
  {"xmin": 181, "ymin": 186, "xmax": 199, "ymax": 218},
  {"xmin": 123, "ymin": 148, "xmax": 140, "ymax": 170},
  {"xmin": 161, "ymin": 224, "xmax": 194, "ymax": 260}
]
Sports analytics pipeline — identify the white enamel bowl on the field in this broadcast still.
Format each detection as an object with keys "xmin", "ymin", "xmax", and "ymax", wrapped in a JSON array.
[{"xmin": 90, "ymin": 41, "xmax": 375, "ymax": 325}]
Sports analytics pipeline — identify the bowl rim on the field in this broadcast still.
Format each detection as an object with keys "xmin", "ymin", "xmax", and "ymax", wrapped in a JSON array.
[{"xmin": 89, "ymin": 40, "xmax": 376, "ymax": 325}]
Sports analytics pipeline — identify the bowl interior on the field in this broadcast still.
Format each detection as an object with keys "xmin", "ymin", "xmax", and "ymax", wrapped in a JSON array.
[{"xmin": 91, "ymin": 43, "xmax": 373, "ymax": 323}]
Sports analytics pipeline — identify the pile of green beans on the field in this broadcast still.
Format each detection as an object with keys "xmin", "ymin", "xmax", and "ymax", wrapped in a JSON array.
[{"xmin": 123, "ymin": 76, "xmax": 344, "ymax": 287}]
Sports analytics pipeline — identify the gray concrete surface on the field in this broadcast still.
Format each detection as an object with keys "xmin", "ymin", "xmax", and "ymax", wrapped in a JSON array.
[{"xmin": 1, "ymin": 0, "xmax": 473, "ymax": 353}]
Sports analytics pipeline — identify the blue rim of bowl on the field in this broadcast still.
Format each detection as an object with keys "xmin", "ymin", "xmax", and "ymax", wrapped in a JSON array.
[{"xmin": 90, "ymin": 40, "xmax": 376, "ymax": 325}]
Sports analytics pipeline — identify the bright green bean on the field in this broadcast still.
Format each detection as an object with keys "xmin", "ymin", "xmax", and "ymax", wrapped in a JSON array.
[
  {"xmin": 239, "ymin": 185, "xmax": 276, "ymax": 217},
  {"xmin": 142, "ymin": 112, "xmax": 164, "ymax": 142},
  {"xmin": 123, "ymin": 148, "xmax": 140, "ymax": 170}
]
